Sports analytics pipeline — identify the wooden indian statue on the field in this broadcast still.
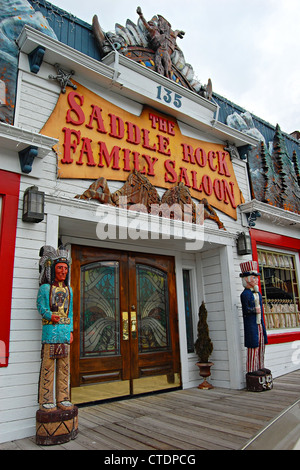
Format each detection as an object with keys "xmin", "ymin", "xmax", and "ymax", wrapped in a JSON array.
[{"xmin": 37, "ymin": 245, "xmax": 74, "ymax": 411}]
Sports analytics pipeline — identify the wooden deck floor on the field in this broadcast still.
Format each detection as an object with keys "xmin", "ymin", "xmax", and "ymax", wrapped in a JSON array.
[{"xmin": 2, "ymin": 370, "xmax": 300, "ymax": 451}]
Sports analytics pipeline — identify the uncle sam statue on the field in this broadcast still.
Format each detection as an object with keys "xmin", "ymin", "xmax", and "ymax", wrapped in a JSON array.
[{"xmin": 240, "ymin": 261, "xmax": 272, "ymax": 391}]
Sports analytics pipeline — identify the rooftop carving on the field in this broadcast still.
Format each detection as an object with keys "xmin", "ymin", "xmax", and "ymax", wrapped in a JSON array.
[
  {"xmin": 227, "ymin": 111, "xmax": 300, "ymax": 214},
  {"xmin": 92, "ymin": 6, "xmax": 212, "ymax": 100},
  {"xmin": 0, "ymin": 0, "xmax": 56, "ymax": 124}
]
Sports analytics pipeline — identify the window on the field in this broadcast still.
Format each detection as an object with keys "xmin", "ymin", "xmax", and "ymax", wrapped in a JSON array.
[
  {"xmin": 258, "ymin": 249, "xmax": 300, "ymax": 330},
  {"xmin": 137, "ymin": 264, "xmax": 171, "ymax": 353},
  {"xmin": 80, "ymin": 261, "xmax": 120, "ymax": 358},
  {"xmin": 183, "ymin": 269, "xmax": 194, "ymax": 353}
]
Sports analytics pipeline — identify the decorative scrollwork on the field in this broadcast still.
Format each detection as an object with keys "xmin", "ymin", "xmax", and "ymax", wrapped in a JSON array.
[{"xmin": 49, "ymin": 63, "xmax": 77, "ymax": 94}]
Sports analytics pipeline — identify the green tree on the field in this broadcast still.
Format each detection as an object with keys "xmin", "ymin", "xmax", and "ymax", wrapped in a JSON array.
[{"xmin": 194, "ymin": 301, "xmax": 213, "ymax": 363}]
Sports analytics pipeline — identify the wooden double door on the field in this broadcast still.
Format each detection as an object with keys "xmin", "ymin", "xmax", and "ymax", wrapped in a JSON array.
[{"xmin": 71, "ymin": 246, "xmax": 181, "ymax": 403}]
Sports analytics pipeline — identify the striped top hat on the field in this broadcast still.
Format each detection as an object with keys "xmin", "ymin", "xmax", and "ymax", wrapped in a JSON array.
[{"xmin": 240, "ymin": 260, "xmax": 260, "ymax": 277}]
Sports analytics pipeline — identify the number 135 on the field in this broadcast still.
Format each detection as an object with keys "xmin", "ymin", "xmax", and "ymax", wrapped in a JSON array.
[{"xmin": 156, "ymin": 86, "xmax": 182, "ymax": 109}]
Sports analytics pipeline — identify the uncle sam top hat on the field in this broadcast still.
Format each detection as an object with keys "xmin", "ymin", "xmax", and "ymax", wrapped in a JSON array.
[{"xmin": 240, "ymin": 260, "xmax": 260, "ymax": 277}]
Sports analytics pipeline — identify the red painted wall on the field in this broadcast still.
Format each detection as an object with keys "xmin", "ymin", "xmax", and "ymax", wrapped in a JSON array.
[{"xmin": 0, "ymin": 170, "xmax": 20, "ymax": 367}]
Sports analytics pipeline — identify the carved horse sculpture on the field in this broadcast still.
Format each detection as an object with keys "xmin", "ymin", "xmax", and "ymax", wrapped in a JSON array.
[{"xmin": 75, "ymin": 171, "xmax": 225, "ymax": 229}]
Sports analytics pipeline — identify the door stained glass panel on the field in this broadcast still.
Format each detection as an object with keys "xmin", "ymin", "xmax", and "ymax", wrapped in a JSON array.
[
  {"xmin": 136, "ymin": 264, "xmax": 170, "ymax": 353},
  {"xmin": 80, "ymin": 261, "xmax": 120, "ymax": 357}
]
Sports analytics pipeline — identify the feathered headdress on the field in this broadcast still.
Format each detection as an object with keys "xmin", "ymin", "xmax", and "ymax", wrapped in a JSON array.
[{"xmin": 39, "ymin": 245, "xmax": 71, "ymax": 285}]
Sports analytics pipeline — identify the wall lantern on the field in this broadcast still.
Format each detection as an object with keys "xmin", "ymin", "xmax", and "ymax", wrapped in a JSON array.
[
  {"xmin": 22, "ymin": 186, "xmax": 45, "ymax": 223},
  {"xmin": 236, "ymin": 232, "xmax": 252, "ymax": 256}
]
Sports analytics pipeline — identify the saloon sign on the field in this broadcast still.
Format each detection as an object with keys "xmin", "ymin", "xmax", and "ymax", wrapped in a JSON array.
[{"xmin": 42, "ymin": 82, "xmax": 244, "ymax": 219}]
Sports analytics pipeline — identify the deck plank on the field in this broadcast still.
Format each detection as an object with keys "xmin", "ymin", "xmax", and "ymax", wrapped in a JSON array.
[{"xmin": 1, "ymin": 370, "xmax": 299, "ymax": 451}]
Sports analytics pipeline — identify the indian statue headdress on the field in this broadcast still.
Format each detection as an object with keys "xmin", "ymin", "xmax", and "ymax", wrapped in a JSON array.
[{"xmin": 39, "ymin": 245, "xmax": 71, "ymax": 285}]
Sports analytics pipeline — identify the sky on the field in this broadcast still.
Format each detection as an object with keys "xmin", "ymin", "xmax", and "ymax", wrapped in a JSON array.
[{"xmin": 44, "ymin": 0, "xmax": 300, "ymax": 135}]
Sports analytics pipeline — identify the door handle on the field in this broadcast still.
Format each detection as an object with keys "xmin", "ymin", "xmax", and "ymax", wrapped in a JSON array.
[
  {"xmin": 122, "ymin": 312, "xmax": 129, "ymax": 341},
  {"xmin": 131, "ymin": 311, "xmax": 137, "ymax": 339}
]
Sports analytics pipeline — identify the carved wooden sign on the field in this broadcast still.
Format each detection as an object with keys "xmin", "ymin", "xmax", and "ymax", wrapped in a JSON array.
[{"xmin": 41, "ymin": 81, "xmax": 244, "ymax": 219}]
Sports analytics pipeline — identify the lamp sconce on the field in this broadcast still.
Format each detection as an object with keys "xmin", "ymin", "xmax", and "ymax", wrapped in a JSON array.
[
  {"xmin": 19, "ymin": 145, "xmax": 38, "ymax": 174},
  {"xmin": 22, "ymin": 186, "xmax": 45, "ymax": 223},
  {"xmin": 237, "ymin": 232, "xmax": 252, "ymax": 256}
]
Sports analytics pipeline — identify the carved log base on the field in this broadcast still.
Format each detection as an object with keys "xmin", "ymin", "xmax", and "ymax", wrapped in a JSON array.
[
  {"xmin": 36, "ymin": 406, "xmax": 78, "ymax": 446},
  {"xmin": 246, "ymin": 372, "xmax": 273, "ymax": 392}
]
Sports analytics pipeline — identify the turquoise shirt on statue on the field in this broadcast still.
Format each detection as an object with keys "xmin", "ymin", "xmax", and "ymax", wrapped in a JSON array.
[{"xmin": 37, "ymin": 282, "xmax": 73, "ymax": 344}]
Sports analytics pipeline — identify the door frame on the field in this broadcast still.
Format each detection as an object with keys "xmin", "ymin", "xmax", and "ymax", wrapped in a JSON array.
[{"xmin": 70, "ymin": 244, "xmax": 181, "ymax": 399}]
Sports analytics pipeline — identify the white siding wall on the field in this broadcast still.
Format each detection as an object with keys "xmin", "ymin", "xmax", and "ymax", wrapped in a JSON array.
[
  {"xmin": 201, "ymin": 249, "xmax": 230, "ymax": 387},
  {"xmin": 265, "ymin": 343, "xmax": 299, "ymax": 378},
  {"xmin": 0, "ymin": 199, "xmax": 47, "ymax": 442},
  {"xmin": 0, "ymin": 60, "xmax": 59, "ymax": 443}
]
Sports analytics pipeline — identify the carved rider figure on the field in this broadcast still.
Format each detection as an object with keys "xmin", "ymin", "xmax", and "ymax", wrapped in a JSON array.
[
  {"xmin": 137, "ymin": 6, "xmax": 185, "ymax": 78},
  {"xmin": 37, "ymin": 245, "xmax": 74, "ymax": 411}
]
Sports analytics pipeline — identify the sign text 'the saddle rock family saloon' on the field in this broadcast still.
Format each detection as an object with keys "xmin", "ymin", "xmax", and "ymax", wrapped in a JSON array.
[{"xmin": 41, "ymin": 82, "xmax": 244, "ymax": 219}]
